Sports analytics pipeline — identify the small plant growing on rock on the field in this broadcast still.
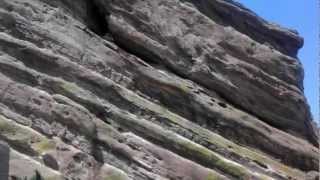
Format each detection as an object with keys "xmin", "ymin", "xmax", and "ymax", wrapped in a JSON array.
[
  {"xmin": 30, "ymin": 170, "xmax": 44, "ymax": 180},
  {"xmin": 246, "ymin": 42, "xmax": 256, "ymax": 55},
  {"xmin": 250, "ymin": 42, "xmax": 256, "ymax": 47}
]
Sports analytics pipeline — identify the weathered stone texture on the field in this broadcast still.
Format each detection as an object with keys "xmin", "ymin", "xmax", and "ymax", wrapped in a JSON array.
[{"xmin": 0, "ymin": 0, "xmax": 318, "ymax": 179}]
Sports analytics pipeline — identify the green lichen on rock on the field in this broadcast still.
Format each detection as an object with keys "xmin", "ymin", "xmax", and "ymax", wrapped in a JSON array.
[
  {"xmin": 0, "ymin": 115, "xmax": 56, "ymax": 155},
  {"xmin": 47, "ymin": 68, "xmax": 302, "ymax": 180},
  {"xmin": 109, "ymin": 107, "xmax": 254, "ymax": 179},
  {"xmin": 177, "ymin": 83, "xmax": 192, "ymax": 93},
  {"xmin": 32, "ymin": 139, "xmax": 56, "ymax": 154},
  {"xmin": 0, "ymin": 0, "xmax": 316, "ymax": 179},
  {"xmin": 179, "ymin": 140, "xmax": 250, "ymax": 180},
  {"xmin": 59, "ymin": 81, "xmax": 80, "ymax": 93},
  {"xmin": 0, "ymin": 116, "xmax": 20, "ymax": 135},
  {"xmin": 0, "ymin": 116, "xmax": 40, "ymax": 153},
  {"xmin": 206, "ymin": 172, "xmax": 221, "ymax": 180}
]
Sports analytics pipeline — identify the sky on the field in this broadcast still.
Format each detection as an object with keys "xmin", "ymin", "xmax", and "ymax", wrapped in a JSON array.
[{"xmin": 236, "ymin": 0, "xmax": 319, "ymax": 123}]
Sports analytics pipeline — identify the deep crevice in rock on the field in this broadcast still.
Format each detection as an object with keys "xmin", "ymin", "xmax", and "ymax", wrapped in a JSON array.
[
  {"xmin": 85, "ymin": 0, "xmax": 110, "ymax": 36},
  {"xmin": 110, "ymin": 34, "xmax": 162, "ymax": 67}
]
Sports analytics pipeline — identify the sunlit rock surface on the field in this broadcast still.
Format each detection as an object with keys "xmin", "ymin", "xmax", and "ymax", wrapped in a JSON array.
[{"xmin": 0, "ymin": 0, "xmax": 318, "ymax": 179}]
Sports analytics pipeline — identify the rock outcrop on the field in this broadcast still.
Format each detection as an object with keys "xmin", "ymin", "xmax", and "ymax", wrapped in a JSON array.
[{"xmin": 0, "ymin": 0, "xmax": 318, "ymax": 179}]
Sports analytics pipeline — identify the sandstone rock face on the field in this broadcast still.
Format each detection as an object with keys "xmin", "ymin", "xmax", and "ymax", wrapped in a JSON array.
[{"xmin": 0, "ymin": 0, "xmax": 318, "ymax": 179}]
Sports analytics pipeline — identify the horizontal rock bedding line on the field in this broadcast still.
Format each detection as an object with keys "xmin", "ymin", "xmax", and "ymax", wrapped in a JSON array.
[{"xmin": 0, "ymin": 0, "xmax": 318, "ymax": 179}]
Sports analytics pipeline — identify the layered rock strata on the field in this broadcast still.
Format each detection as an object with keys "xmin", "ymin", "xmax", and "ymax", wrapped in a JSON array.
[{"xmin": 0, "ymin": 0, "xmax": 318, "ymax": 179}]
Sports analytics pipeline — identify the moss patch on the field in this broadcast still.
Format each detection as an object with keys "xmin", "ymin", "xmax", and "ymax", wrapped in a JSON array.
[
  {"xmin": 206, "ymin": 172, "xmax": 220, "ymax": 180},
  {"xmin": 0, "ymin": 117, "xmax": 20, "ymax": 136},
  {"xmin": 107, "ymin": 83, "xmax": 305, "ymax": 179},
  {"xmin": 0, "ymin": 115, "xmax": 56, "ymax": 155},
  {"xmin": 32, "ymin": 139, "xmax": 56, "ymax": 154},
  {"xmin": 178, "ymin": 83, "xmax": 191, "ymax": 93},
  {"xmin": 60, "ymin": 81, "xmax": 79, "ymax": 93},
  {"xmin": 179, "ymin": 140, "xmax": 250, "ymax": 179},
  {"xmin": 0, "ymin": 116, "xmax": 40, "ymax": 146},
  {"xmin": 112, "ymin": 109, "xmax": 252, "ymax": 179}
]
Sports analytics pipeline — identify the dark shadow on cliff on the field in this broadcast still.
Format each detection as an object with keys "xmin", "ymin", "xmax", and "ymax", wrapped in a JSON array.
[
  {"xmin": 86, "ymin": 0, "xmax": 109, "ymax": 36},
  {"xmin": 0, "ymin": 141, "xmax": 10, "ymax": 180}
]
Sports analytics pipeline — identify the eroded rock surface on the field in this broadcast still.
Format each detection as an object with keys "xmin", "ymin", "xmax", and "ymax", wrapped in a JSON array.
[{"xmin": 0, "ymin": 0, "xmax": 318, "ymax": 179}]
